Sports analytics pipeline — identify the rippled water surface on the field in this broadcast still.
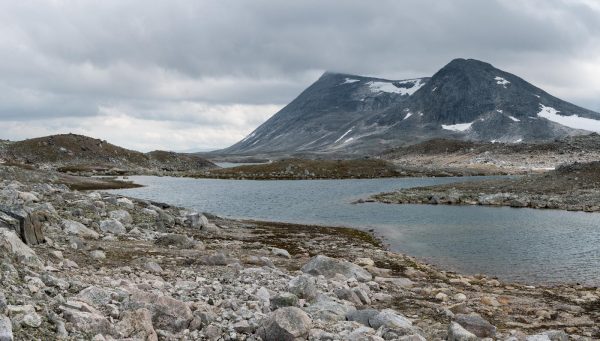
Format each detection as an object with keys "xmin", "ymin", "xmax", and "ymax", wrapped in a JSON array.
[{"xmin": 107, "ymin": 176, "xmax": 600, "ymax": 285}]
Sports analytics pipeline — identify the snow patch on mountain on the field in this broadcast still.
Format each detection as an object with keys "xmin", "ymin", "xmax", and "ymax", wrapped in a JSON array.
[
  {"xmin": 367, "ymin": 79, "xmax": 424, "ymax": 96},
  {"xmin": 404, "ymin": 113, "xmax": 412, "ymax": 120},
  {"xmin": 441, "ymin": 122, "xmax": 474, "ymax": 132},
  {"xmin": 508, "ymin": 115, "xmax": 520, "ymax": 122},
  {"xmin": 495, "ymin": 76, "xmax": 510, "ymax": 88},
  {"xmin": 537, "ymin": 104, "xmax": 600, "ymax": 132},
  {"xmin": 342, "ymin": 78, "xmax": 360, "ymax": 84}
]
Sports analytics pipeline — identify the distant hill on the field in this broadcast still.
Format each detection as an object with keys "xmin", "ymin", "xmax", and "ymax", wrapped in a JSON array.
[
  {"xmin": 0, "ymin": 134, "xmax": 216, "ymax": 174},
  {"xmin": 218, "ymin": 58, "xmax": 600, "ymax": 156}
]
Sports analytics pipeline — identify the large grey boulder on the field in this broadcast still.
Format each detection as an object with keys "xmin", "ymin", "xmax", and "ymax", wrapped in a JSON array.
[
  {"xmin": 301, "ymin": 255, "xmax": 372, "ymax": 282},
  {"xmin": 0, "ymin": 315, "xmax": 12, "ymax": 341},
  {"xmin": 0, "ymin": 229, "xmax": 42, "ymax": 267},
  {"xmin": 99, "ymin": 219, "xmax": 126, "ymax": 235},
  {"xmin": 61, "ymin": 220, "xmax": 99, "ymax": 239},
  {"xmin": 346, "ymin": 308, "xmax": 379, "ymax": 326},
  {"xmin": 454, "ymin": 313, "xmax": 496, "ymax": 338},
  {"xmin": 257, "ymin": 307, "xmax": 312, "ymax": 341},
  {"xmin": 60, "ymin": 302, "xmax": 114, "ymax": 336},
  {"xmin": 369, "ymin": 309, "xmax": 413, "ymax": 331}
]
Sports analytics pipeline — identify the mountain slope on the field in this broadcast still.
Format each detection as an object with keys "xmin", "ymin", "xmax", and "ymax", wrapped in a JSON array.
[{"xmin": 219, "ymin": 58, "xmax": 600, "ymax": 155}]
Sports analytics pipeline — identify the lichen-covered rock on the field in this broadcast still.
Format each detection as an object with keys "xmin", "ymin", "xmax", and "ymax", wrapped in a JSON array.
[
  {"xmin": 116, "ymin": 308, "xmax": 158, "ymax": 341},
  {"xmin": 0, "ymin": 229, "xmax": 42, "ymax": 267},
  {"xmin": 108, "ymin": 210, "xmax": 132, "ymax": 224},
  {"xmin": 454, "ymin": 313, "xmax": 496, "ymax": 338},
  {"xmin": 99, "ymin": 219, "xmax": 126, "ymax": 235},
  {"xmin": 0, "ymin": 315, "xmax": 13, "ymax": 341},
  {"xmin": 447, "ymin": 321, "xmax": 478, "ymax": 341},
  {"xmin": 61, "ymin": 220, "xmax": 99, "ymax": 239}
]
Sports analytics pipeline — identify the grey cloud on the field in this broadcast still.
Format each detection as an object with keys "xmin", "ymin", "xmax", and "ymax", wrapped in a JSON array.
[{"xmin": 0, "ymin": 0, "xmax": 598, "ymax": 149}]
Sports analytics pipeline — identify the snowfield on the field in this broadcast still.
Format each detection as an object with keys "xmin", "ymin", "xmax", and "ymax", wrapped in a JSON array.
[
  {"xmin": 367, "ymin": 78, "xmax": 425, "ymax": 96},
  {"xmin": 537, "ymin": 104, "xmax": 600, "ymax": 133},
  {"xmin": 441, "ymin": 121, "xmax": 474, "ymax": 132}
]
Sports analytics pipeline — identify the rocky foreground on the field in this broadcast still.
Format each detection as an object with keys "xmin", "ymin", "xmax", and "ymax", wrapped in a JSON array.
[
  {"xmin": 370, "ymin": 161, "xmax": 600, "ymax": 213},
  {"xmin": 1, "ymin": 165, "xmax": 599, "ymax": 340}
]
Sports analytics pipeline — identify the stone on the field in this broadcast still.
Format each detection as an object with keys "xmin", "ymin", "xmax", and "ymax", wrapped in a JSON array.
[
  {"xmin": 353, "ymin": 288, "xmax": 371, "ymax": 305},
  {"xmin": 453, "ymin": 293, "xmax": 467, "ymax": 302},
  {"xmin": 61, "ymin": 220, "xmax": 99, "ymax": 239},
  {"xmin": 90, "ymin": 250, "xmax": 106, "ymax": 260},
  {"xmin": 355, "ymin": 257, "xmax": 375, "ymax": 266},
  {"xmin": 18, "ymin": 191, "xmax": 39, "ymax": 203},
  {"xmin": 527, "ymin": 330, "xmax": 568, "ymax": 341},
  {"xmin": 288, "ymin": 275, "xmax": 318, "ymax": 301},
  {"xmin": 257, "ymin": 307, "xmax": 312, "ymax": 341},
  {"xmin": 201, "ymin": 252, "xmax": 236, "ymax": 266},
  {"xmin": 271, "ymin": 247, "xmax": 292, "ymax": 259},
  {"xmin": 0, "ymin": 228, "xmax": 42, "ymax": 267},
  {"xmin": 303, "ymin": 296, "xmax": 355, "ymax": 322},
  {"xmin": 447, "ymin": 322, "xmax": 478, "ymax": 341},
  {"xmin": 76, "ymin": 286, "xmax": 115, "ymax": 308},
  {"xmin": 116, "ymin": 308, "xmax": 158, "ymax": 341},
  {"xmin": 0, "ymin": 315, "xmax": 13, "ymax": 341},
  {"xmin": 61, "ymin": 305, "xmax": 114, "ymax": 336},
  {"xmin": 374, "ymin": 276, "xmax": 414, "ymax": 288},
  {"xmin": 233, "ymin": 320, "xmax": 254, "ymax": 334},
  {"xmin": 335, "ymin": 287, "xmax": 363, "ymax": 306},
  {"xmin": 0, "ymin": 294, "xmax": 6, "ymax": 315},
  {"xmin": 117, "ymin": 197, "xmax": 135, "ymax": 209},
  {"xmin": 22, "ymin": 312, "xmax": 42, "ymax": 328},
  {"xmin": 346, "ymin": 326, "xmax": 384, "ymax": 341},
  {"xmin": 123, "ymin": 289, "xmax": 193, "ymax": 332},
  {"xmin": 346, "ymin": 309, "xmax": 379, "ymax": 326},
  {"xmin": 454, "ymin": 314, "xmax": 496, "ymax": 338},
  {"xmin": 99, "ymin": 219, "xmax": 126, "ymax": 235},
  {"xmin": 301, "ymin": 255, "xmax": 372, "ymax": 282},
  {"xmin": 369, "ymin": 309, "xmax": 413, "ymax": 332},
  {"xmin": 154, "ymin": 234, "xmax": 196, "ymax": 249},
  {"xmin": 108, "ymin": 210, "xmax": 133, "ymax": 224},
  {"xmin": 271, "ymin": 293, "xmax": 299, "ymax": 310},
  {"xmin": 144, "ymin": 261, "xmax": 163, "ymax": 273}
]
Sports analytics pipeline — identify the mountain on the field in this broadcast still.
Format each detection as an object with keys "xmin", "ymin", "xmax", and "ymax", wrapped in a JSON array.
[
  {"xmin": 219, "ymin": 58, "xmax": 600, "ymax": 156},
  {"xmin": 0, "ymin": 133, "xmax": 217, "ymax": 173}
]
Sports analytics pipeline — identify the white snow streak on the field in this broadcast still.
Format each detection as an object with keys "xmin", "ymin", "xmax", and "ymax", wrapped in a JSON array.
[
  {"xmin": 441, "ymin": 122, "xmax": 474, "ymax": 132},
  {"xmin": 508, "ymin": 115, "xmax": 520, "ymax": 122},
  {"xmin": 537, "ymin": 104, "xmax": 600, "ymax": 132},
  {"xmin": 334, "ymin": 128, "xmax": 353, "ymax": 143},
  {"xmin": 403, "ymin": 113, "xmax": 412, "ymax": 120}
]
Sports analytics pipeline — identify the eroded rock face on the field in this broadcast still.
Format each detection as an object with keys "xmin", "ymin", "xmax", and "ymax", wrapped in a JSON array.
[
  {"xmin": 301, "ymin": 255, "xmax": 372, "ymax": 282},
  {"xmin": 257, "ymin": 307, "xmax": 312, "ymax": 341}
]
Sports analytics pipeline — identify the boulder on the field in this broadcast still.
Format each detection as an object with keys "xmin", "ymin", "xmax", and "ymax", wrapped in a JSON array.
[
  {"xmin": 154, "ymin": 234, "xmax": 196, "ymax": 249},
  {"xmin": 257, "ymin": 307, "xmax": 312, "ymax": 341},
  {"xmin": 99, "ymin": 219, "xmax": 126, "ymax": 235},
  {"xmin": 288, "ymin": 275, "xmax": 318, "ymax": 301},
  {"xmin": 0, "ymin": 315, "xmax": 13, "ymax": 341},
  {"xmin": 116, "ymin": 197, "xmax": 135, "ymax": 209},
  {"xmin": 271, "ymin": 247, "xmax": 292, "ymax": 259},
  {"xmin": 122, "ymin": 290, "xmax": 193, "ymax": 332},
  {"xmin": 369, "ymin": 309, "xmax": 413, "ymax": 331},
  {"xmin": 301, "ymin": 255, "xmax": 372, "ymax": 282},
  {"xmin": 90, "ymin": 250, "xmax": 106, "ymax": 260},
  {"xmin": 303, "ymin": 296, "xmax": 355, "ymax": 322},
  {"xmin": 526, "ymin": 330, "xmax": 568, "ymax": 341},
  {"xmin": 61, "ymin": 220, "xmax": 99, "ymax": 239},
  {"xmin": 270, "ymin": 293, "xmax": 299, "ymax": 310},
  {"xmin": 447, "ymin": 322, "xmax": 478, "ymax": 341},
  {"xmin": 61, "ymin": 303, "xmax": 114, "ymax": 336},
  {"xmin": 116, "ymin": 308, "xmax": 158, "ymax": 341},
  {"xmin": 108, "ymin": 210, "xmax": 133, "ymax": 224},
  {"xmin": 346, "ymin": 309, "xmax": 379, "ymax": 326},
  {"xmin": 0, "ymin": 229, "xmax": 42, "ymax": 267},
  {"xmin": 454, "ymin": 314, "xmax": 496, "ymax": 338}
]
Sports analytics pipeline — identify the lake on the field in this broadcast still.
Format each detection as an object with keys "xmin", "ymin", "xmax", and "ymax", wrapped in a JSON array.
[{"xmin": 107, "ymin": 176, "xmax": 600, "ymax": 286}]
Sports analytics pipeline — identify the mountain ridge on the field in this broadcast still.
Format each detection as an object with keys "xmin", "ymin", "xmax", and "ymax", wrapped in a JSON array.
[{"xmin": 218, "ymin": 58, "xmax": 600, "ymax": 156}]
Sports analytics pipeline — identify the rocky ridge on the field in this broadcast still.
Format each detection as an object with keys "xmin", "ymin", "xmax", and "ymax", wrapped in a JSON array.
[{"xmin": 0, "ymin": 164, "xmax": 599, "ymax": 340}]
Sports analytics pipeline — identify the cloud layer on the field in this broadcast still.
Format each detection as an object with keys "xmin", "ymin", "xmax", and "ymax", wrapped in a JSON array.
[{"xmin": 0, "ymin": 0, "xmax": 599, "ymax": 151}]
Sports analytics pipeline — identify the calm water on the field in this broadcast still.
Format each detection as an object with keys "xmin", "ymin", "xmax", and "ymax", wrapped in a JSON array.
[{"xmin": 107, "ymin": 176, "xmax": 600, "ymax": 286}]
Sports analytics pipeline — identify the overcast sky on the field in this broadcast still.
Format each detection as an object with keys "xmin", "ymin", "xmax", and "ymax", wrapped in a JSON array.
[{"xmin": 0, "ymin": 0, "xmax": 599, "ymax": 152}]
